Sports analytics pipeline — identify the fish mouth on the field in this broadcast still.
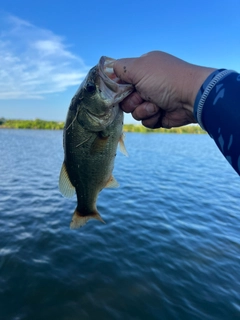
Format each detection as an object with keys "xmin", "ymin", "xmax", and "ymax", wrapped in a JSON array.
[{"xmin": 98, "ymin": 56, "xmax": 133, "ymax": 103}]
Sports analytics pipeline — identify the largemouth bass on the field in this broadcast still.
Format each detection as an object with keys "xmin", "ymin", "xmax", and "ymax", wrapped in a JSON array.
[{"xmin": 59, "ymin": 56, "xmax": 133, "ymax": 229}]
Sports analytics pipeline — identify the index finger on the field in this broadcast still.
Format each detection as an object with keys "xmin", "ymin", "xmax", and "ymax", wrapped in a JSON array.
[
  {"xmin": 113, "ymin": 58, "xmax": 137, "ymax": 84},
  {"xmin": 120, "ymin": 91, "xmax": 144, "ymax": 113}
]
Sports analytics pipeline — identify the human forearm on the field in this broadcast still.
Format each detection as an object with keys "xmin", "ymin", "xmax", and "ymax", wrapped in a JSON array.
[{"xmin": 193, "ymin": 70, "xmax": 240, "ymax": 174}]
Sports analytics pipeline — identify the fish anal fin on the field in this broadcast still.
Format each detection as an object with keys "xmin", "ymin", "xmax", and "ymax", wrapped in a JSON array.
[
  {"xmin": 59, "ymin": 162, "xmax": 75, "ymax": 198},
  {"xmin": 70, "ymin": 207, "xmax": 105, "ymax": 229},
  {"xmin": 119, "ymin": 133, "xmax": 128, "ymax": 156},
  {"xmin": 105, "ymin": 175, "xmax": 119, "ymax": 188}
]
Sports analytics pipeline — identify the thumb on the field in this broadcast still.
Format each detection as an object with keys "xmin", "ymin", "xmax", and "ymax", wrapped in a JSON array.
[{"xmin": 113, "ymin": 58, "xmax": 136, "ymax": 84}]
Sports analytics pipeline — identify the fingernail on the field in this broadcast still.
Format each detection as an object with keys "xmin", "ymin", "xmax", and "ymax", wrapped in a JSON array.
[{"xmin": 146, "ymin": 104, "xmax": 157, "ymax": 114}]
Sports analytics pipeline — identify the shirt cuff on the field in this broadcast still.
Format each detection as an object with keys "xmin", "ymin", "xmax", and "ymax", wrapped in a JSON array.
[{"xmin": 193, "ymin": 69, "xmax": 235, "ymax": 130}]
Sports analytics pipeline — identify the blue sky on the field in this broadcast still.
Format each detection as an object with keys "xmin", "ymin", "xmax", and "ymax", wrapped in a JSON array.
[{"xmin": 0, "ymin": 0, "xmax": 239, "ymax": 123}]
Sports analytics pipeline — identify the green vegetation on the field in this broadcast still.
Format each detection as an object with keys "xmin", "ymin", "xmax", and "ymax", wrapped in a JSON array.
[
  {"xmin": 0, "ymin": 118, "xmax": 205, "ymax": 134},
  {"xmin": 0, "ymin": 117, "xmax": 6, "ymax": 125},
  {"xmin": 123, "ymin": 123, "xmax": 206, "ymax": 134},
  {"xmin": 0, "ymin": 118, "xmax": 64, "ymax": 130}
]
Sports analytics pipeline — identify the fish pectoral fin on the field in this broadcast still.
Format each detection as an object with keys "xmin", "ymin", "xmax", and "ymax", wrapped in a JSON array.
[
  {"xmin": 90, "ymin": 132, "xmax": 109, "ymax": 155},
  {"xmin": 119, "ymin": 133, "xmax": 128, "ymax": 157},
  {"xmin": 59, "ymin": 162, "xmax": 75, "ymax": 198},
  {"xmin": 75, "ymin": 136, "xmax": 91, "ymax": 148},
  {"xmin": 70, "ymin": 208, "xmax": 105, "ymax": 229},
  {"xmin": 105, "ymin": 175, "xmax": 119, "ymax": 188}
]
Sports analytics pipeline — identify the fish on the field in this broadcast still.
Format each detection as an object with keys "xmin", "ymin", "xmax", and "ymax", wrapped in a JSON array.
[{"xmin": 59, "ymin": 56, "xmax": 133, "ymax": 229}]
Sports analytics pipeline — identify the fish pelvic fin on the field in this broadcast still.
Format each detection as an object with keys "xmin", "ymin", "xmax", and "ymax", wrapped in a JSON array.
[
  {"xmin": 105, "ymin": 175, "xmax": 119, "ymax": 188},
  {"xmin": 59, "ymin": 162, "xmax": 75, "ymax": 198},
  {"xmin": 70, "ymin": 208, "xmax": 105, "ymax": 229},
  {"xmin": 119, "ymin": 133, "xmax": 128, "ymax": 157}
]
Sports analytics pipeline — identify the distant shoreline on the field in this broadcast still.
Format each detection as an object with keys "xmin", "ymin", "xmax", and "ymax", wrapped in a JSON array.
[{"xmin": 0, "ymin": 119, "xmax": 206, "ymax": 134}]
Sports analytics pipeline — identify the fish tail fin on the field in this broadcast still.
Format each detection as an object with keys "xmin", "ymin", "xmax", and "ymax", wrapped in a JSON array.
[{"xmin": 70, "ymin": 208, "xmax": 105, "ymax": 229}]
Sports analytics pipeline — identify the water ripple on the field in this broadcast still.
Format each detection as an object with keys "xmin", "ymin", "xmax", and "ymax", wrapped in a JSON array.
[{"xmin": 0, "ymin": 130, "xmax": 240, "ymax": 319}]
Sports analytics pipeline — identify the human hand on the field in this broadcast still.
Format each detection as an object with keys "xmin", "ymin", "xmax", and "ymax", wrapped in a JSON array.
[{"xmin": 113, "ymin": 51, "xmax": 216, "ymax": 128}]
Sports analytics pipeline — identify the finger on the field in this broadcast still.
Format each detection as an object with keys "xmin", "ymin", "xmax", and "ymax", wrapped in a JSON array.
[
  {"xmin": 113, "ymin": 58, "xmax": 136, "ymax": 83},
  {"xmin": 132, "ymin": 102, "xmax": 159, "ymax": 121},
  {"xmin": 120, "ymin": 91, "xmax": 143, "ymax": 113},
  {"xmin": 142, "ymin": 111, "xmax": 166, "ymax": 129},
  {"xmin": 161, "ymin": 109, "xmax": 197, "ymax": 128}
]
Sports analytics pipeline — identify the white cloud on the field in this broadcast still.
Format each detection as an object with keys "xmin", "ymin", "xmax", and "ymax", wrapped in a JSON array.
[{"xmin": 0, "ymin": 13, "xmax": 89, "ymax": 100}]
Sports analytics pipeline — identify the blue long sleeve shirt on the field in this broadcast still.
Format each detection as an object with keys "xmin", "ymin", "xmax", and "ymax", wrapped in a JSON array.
[{"xmin": 194, "ymin": 69, "xmax": 240, "ymax": 175}]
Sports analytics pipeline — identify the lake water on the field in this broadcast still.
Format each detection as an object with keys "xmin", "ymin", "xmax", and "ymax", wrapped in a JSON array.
[{"xmin": 0, "ymin": 129, "xmax": 240, "ymax": 320}]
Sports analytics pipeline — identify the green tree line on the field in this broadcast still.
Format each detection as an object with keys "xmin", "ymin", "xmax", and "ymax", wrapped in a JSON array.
[
  {"xmin": 0, "ymin": 118, "xmax": 64, "ymax": 130},
  {"xmin": 0, "ymin": 118, "xmax": 205, "ymax": 134},
  {"xmin": 123, "ymin": 124, "xmax": 206, "ymax": 134}
]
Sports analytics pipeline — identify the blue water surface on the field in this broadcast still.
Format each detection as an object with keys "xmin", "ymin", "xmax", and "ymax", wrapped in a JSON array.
[{"xmin": 0, "ymin": 129, "xmax": 240, "ymax": 320}]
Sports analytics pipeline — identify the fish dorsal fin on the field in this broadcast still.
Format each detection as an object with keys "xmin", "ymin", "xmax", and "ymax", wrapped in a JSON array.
[
  {"xmin": 119, "ymin": 133, "xmax": 128, "ymax": 157},
  {"xmin": 105, "ymin": 175, "xmax": 119, "ymax": 188},
  {"xmin": 59, "ymin": 162, "xmax": 75, "ymax": 198}
]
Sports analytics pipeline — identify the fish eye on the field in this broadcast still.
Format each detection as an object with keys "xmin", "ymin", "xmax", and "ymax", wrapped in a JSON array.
[{"xmin": 85, "ymin": 82, "xmax": 96, "ymax": 93}]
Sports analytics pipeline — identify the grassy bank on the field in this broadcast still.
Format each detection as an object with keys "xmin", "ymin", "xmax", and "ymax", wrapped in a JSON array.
[
  {"xmin": 0, "ymin": 118, "xmax": 205, "ymax": 134},
  {"xmin": 0, "ymin": 118, "xmax": 64, "ymax": 130},
  {"xmin": 123, "ymin": 124, "xmax": 205, "ymax": 134}
]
